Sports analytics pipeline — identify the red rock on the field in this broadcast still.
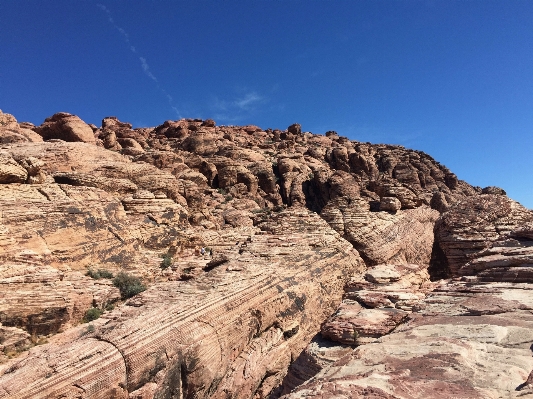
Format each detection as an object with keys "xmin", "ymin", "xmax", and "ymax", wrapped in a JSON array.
[
  {"xmin": 0, "ymin": 109, "xmax": 530, "ymax": 399},
  {"xmin": 33, "ymin": 112, "xmax": 96, "ymax": 144},
  {"xmin": 287, "ymin": 123, "xmax": 302, "ymax": 135},
  {"xmin": 434, "ymin": 194, "xmax": 533, "ymax": 278}
]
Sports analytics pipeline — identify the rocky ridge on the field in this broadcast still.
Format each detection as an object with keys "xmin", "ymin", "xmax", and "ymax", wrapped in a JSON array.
[{"xmin": 0, "ymin": 109, "xmax": 531, "ymax": 398}]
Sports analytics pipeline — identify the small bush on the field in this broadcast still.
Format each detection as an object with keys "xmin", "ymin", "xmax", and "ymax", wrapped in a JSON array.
[
  {"xmin": 86, "ymin": 268, "xmax": 114, "ymax": 279},
  {"xmin": 216, "ymin": 188, "xmax": 227, "ymax": 195},
  {"xmin": 160, "ymin": 253, "xmax": 173, "ymax": 269},
  {"xmin": 352, "ymin": 329, "xmax": 359, "ymax": 344},
  {"xmin": 225, "ymin": 195, "xmax": 233, "ymax": 202},
  {"xmin": 83, "ymin": 308, "xmax": 102, "ymax": 322},
  {"xmin": 113, "ymin": 272, "xmax": 146, "ymax": 299},
  {"xmin": 80, "ymin": 324, "xmax": 95, "ymax": 337}
]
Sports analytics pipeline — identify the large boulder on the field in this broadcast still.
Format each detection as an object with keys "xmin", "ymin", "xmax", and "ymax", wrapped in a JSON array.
[
  {"xmin": 434, "ymin": 194, "xmax": 533, "ymax": 278},
  {"xmin": 34, "ymin": 112, "xmax": 96, "ymax": 143},
  {"xmin": 0, "ymin": 153, "xmax": 27, "ymax": 183}
]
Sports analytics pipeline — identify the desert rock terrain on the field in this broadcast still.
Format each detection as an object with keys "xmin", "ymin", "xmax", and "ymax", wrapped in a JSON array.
[{"xmin": 0, "ymin": 109, "xmax": 531, "ymax": 398}]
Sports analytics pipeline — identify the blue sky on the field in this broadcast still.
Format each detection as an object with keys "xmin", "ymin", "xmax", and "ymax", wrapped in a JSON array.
[{"xmin": 1, "ymin": 1, "xmax": 532, "ymax": 208}]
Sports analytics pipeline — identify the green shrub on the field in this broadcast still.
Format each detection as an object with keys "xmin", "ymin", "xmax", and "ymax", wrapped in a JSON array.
[
  {"xmin": 83, "ymin": 308, "xmax": 102, "ymax": 322},
  {"xmin": 113, "ymin": 272, "xmax": 146, "ymax": 299},
  {"xmin": 80, "ymin": 324, "xmax": 95, "ymax": 337},
  {"xmin": 352, "ymin": 329, "xmax": 359, "ymax": 344},
  {"xmin": 86, "ymin": 268, "xmax": 114, "ymax": 279},
  {"xmin": 160, "ymin": 253, "xmax": 173, "ymax": 269}
]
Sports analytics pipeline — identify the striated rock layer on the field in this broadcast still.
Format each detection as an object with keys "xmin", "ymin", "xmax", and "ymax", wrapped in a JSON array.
[
  {"xmin": 0, "ymin": 210, "xmax": 364, "ymax": 398},
  {"xmin": 0, "ymin": 109, "xmax": 531, "ymax": 398},
  {"xmin": 284, "ymin": 194, "xmax": 533, "ymax": 399}
]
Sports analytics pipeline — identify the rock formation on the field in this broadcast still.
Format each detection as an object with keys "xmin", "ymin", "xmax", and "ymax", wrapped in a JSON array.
[
  {"xmin": 283, "ymin": 195, "xmax": 533, "ymax": 399},
  {"xmin": 0, "ymin": 108, "xmax": 531, "ymax": 398}
]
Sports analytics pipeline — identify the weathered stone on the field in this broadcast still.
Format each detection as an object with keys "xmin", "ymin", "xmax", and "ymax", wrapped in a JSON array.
[
  {"xmin": 379, "ymin": 196, "xmax": 401, "ymax": 212},
  {"xmin": 0, "ymin": 110, "xmax": 529, "ymax": 399},
  {"xmin": 33, "ymin": 112, "xmax": 96, "ymax": 143},
  {"xmin": 287, "ymin": 123, "xmax": 302, "ymax": 135},
  {"xmin": 286, "ymin": 277, "xmax": 533, "ymax": 399},
  {"xmin": 0, "ymin": 154, "xmax": 27, "ymax": 183},
  {"xmin": 434, "ymin": 194, "xmax": 533, "ymax": 277}
]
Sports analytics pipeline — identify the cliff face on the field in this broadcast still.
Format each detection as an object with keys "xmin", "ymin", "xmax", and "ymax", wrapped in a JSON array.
[{"xmin": 0, "ymin": 110, "xmax": 531, "ymax": 398}]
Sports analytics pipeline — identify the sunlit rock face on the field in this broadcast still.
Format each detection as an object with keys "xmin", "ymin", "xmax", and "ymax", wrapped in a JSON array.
[
  {"xmin": 283, "ymin": 194, "xmax": 533, "ymax": 399},
  {"xmin": 0, "ymin": 111, "xmax": 531, "ymax": 399}
]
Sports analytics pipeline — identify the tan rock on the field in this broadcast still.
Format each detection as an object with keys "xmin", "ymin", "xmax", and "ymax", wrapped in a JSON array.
[
  {"xmin": 379, "ymin": 196, "xmax": 401, "ymax": 212},
  {"xmin": 434, "ymin": 194, "xmax": 533, "ymax": 278},
  {"xmin": 33, "ymin": 112, "xmax": 96, "ymax": 144},
  {"xmin": 286, "ymin": 278, "xmax": 533, "ymax": 399},
  {"xmin": 0, "ymin": 109, "xmax": 527, "ymax": 399},
  {"xmin": 0, "ymin": 210, "xmax": 364, "ymax": 398},
  {"xmin": 321, "ymin": 200, "xmax": 439, "ymax": 265},
  {"xmin": 0, "ymin": 154, "xmax": 27, "ymax": 183}
]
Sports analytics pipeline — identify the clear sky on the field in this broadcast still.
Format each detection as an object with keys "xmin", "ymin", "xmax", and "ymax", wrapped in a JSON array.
[{"xmin": 1, "ymin": 1, "xmax": 532, "ymax": 208}]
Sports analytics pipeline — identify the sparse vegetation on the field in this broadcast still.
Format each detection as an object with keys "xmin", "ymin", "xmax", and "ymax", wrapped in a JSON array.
[
  {"xmin": 83, "ymin": 308, "xmax": 102, "ymax": 322},
  {"xmin": 113, "ymin": 272, "xmax": 146, "ymax": 299},
  {"xmin": 86, "ymin": 268, "xmax": 114, "ymax": 279},
  {"xmin": 252, "ymin": 207, "xmax": 272, "ymax": 216},
  {"xmin": 352, "ymin": 329, "xmax": 359, "ymax": 344},
  {"xmin": 216, "ymin": 188, "xmax": 227, "ymax": 195},
  {"xmin": 225, "ymin": 195, "xmax": 233, "ymax": 202},
  {"xmin": 160, "ymin": 252, "xmax": 173, "ymax": 269},
  {"xmin": 80, "ymin": 324, "xmax": 96, "ymax": 337}
]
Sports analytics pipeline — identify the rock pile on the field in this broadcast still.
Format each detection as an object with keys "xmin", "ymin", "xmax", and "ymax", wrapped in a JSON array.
[{"xmin": 0, "ymin": 109, "xmax": 531, "ymax": 398}]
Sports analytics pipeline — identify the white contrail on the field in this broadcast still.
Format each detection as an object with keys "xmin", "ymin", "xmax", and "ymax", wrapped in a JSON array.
[
  {"xmin": 97, "ymin": 4, "xmax": 181, "ymax": 118},
  {"xmin": 139, "ymin": 57, "xmax": 158, "ymax": 82}
]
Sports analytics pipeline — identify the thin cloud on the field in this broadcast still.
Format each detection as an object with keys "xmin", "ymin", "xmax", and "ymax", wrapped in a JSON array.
[
  {"xmin": 234, "ymin": 92, "xmax": 262, "ymax": 110},
  {"xmin": 139, "ymin": 57, "xmax": 158, "ymax": 82},
  {"xmin": 97, "ymin": 3, "xmax": 181, "ymax": 119},
  {"xmin": 211, "ymin": 91, "xmax": 266, "ymax": 123}
]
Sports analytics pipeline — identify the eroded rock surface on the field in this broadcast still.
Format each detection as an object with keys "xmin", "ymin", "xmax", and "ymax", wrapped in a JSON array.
[
  {"xmin": 284, "ymin": 277, "xmax": 533, "ymax": 399},
  {"xmin": 283, "ymin": 194, "xmax": 533, "ymax": 399},
  {"xmin": 435, "ymin": 194, "xmax": 533, "ymax": 279},
  {"xmin": 0, "ymin": 210, "xmax": 364, "ymax": 399},
  {"xmin": 0, "ymin": 110, "xmax": 530, "ymax": 399}
]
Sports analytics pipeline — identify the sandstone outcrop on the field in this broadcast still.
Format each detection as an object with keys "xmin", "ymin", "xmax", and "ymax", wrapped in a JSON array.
[
  {"xmin": 0, "ymin": 153, "xmax": 27, "ymax": 183},
  {"xmin": 0, "ymin": 110, "xmax": 43, "ymax": 144},
  {"xmin": 284, "ymin": 275, "xmax": 533, "ymax": 399},
  {"xmin": 0, "ymin": 210, "xmax": 364, "ymax": 399},
  {"xmin": 434, "ymin": 194, "xmax": 533, "ymax": 279},
  {"xmin": 33, "ymin": 112, "xmax": 96, "ymax": 144},
  {"xmin": 321, "ymin": 263, "xmax": 431, "ymax": 346},
  {"xmin": 283, "ymin": 194, "xmax": 533, "ymax": 399},
  {"xmin": 321, "ymin": 200, "xmax": 439, "ymax": 265},
  {"xmin": 0, "ymin": 110, "xmax": 530, "ymax": 399}
]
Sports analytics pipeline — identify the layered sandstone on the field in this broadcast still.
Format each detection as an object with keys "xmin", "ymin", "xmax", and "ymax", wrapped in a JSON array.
[
  {"xmin": 0, "ymin": 110, "xmax": 530, "ymax": 398},
  {"xmin": 284, "ymin": 276, "xmax": 533, "ymax": 399},
  {"xmin": 284, "ymin": 194, "xmax": 533, "ymax": 399},
  {"xmin": 434, "ymin": 194, "xmax": 533, "ymax": 280},
  {"xmin": 0, "ymin": 210, "xmax": 364, "ymax": 399}
]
